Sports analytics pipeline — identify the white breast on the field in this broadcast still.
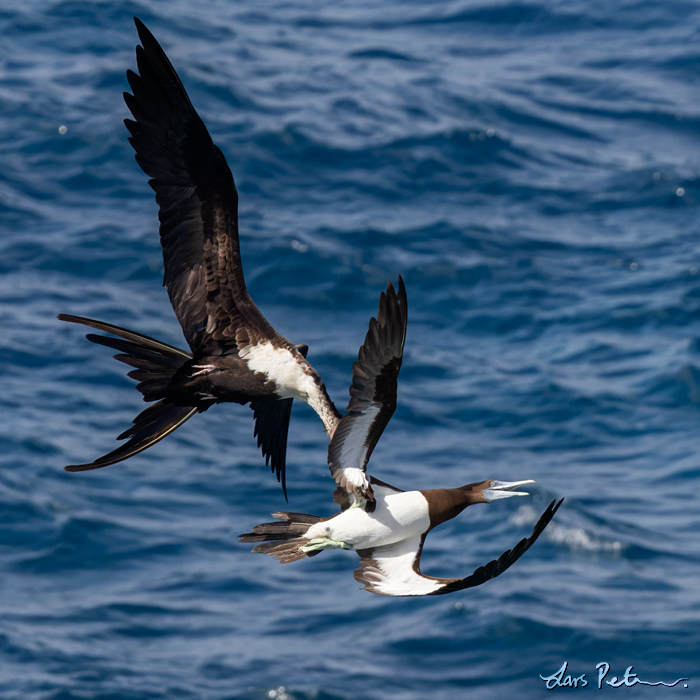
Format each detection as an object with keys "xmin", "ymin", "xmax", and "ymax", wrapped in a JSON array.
[
  {"xmin": 239, "ymin": 341, "xmax": 339, "ymax": 436},
  {"xmin": 308, "ymin": 490, "xmax": 430, "ymax": 550},
  {"xmin": 239, "ymin": 342, "xmax": 316, "ymax": 399}
]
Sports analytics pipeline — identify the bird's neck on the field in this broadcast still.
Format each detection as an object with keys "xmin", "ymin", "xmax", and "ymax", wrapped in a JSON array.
[{"xmin": 420, "ymin": 486, "xmax": 482, "ymax": 529}]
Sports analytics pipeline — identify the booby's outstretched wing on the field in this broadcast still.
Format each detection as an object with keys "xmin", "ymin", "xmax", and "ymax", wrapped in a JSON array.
[
  {"xmin": 125, "ymin": 17, "xmax": 281, "ymax": 355},
  {"xmin": 328, "ymin": 277, "xmax": 407, "ymax": 503},
  {"xmin": 353, "ymin": 499, "xmax": 562, "ymax": 596}
]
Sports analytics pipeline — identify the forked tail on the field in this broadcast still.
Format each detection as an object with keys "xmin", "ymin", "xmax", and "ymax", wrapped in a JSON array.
[
  {"xmin": 239, "ymin": 512, "xmax": 322, "ymax": 564},
  {"xmin": 58, "ymin": 314, "xmax": 197, "ymax": 471}
]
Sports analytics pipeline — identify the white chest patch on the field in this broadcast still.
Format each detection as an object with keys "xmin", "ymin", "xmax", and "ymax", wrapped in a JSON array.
[{"xmin": 239, "ymin": 342, "xmax": 317, "ymax": 400}]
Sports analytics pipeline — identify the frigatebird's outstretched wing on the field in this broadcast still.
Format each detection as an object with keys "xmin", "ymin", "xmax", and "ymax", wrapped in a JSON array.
[
  {"xmin": 328, "ymin": 277, "xmax": 407, "ymax": 503},
  {"xmin": 125, "ymin": 18, "xmax": 283, "ymax": 355},
  {"xmin": 353, "ymin": 499, "xmax": 563, "ymax": 596},
  {"xmin": 58, "ymin": 20, "xmax": 344, "ymax": 490}
]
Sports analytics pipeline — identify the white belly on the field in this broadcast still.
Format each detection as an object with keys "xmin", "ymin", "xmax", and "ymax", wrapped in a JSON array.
[{"xmin": 307, "ymin": 491, "xmax": 430, "ymax": 550}]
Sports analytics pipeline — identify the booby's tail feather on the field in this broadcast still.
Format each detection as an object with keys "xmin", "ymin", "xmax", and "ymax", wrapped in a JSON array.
[{"xmin": 239, "ymin": 512, "xmax": 322, "ymax": 564}]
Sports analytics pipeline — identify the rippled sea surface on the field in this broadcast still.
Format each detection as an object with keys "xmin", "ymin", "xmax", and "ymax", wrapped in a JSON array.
[{"xmin": 2, "ymin": 1, "xmax": 700, "ymax": 697}]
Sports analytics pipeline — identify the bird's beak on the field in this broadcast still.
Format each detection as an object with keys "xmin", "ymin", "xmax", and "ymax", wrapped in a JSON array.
[{"xmin": 482, "ymin": 479, "xmax": 535, "ymax": 502}]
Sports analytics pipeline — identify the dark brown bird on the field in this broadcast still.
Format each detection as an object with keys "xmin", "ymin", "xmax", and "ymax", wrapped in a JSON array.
[{"xmin": 59, "ymin": 18, "xmax": 343, "ymax": 495}]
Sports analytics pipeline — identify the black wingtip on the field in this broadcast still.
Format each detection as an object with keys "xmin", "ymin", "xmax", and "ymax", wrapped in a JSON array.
[
  {"xmin": 428, "ymin": 495, "xmax": 564, "ymax": 596},
  {"xmin": 530, "ymin": 497, "xmax": 563, "ymax": 536},
  {"xmin": 134, "ymin": 16, "xmax": 171, "ymax": 56},
  {"xmin": 385, "ymin": 274, "xmax": 405, "ymax": 294},
  {"xmin": 550, "ymin": 497, "xmax": 565, "ymax": 515},
  {"xmin": 397, "ymin": 274, "xmax": 406, "ymax": 303},
  {"xmin": 133, "ymin": 16, "xmax": 148, "ymax": 35},
  {"xmin": 132, "ymin": 18, "xmax": 165, "ymax": 63},
  {"xmin": 382, "ymin": 276, "xmax": 407, "ymax": 341},
  {"xmin": 132, "ymin": 17, "xmax": 154, "ymax": 51},
  {"xmin": 64, "ymin": 463, "xmax": 98, "ymax": 473}
]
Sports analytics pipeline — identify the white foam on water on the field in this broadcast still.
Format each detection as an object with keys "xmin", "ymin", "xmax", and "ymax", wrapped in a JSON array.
[{"xmin": 511, "ymin": 505, "xmax": 623, "ymax": 553}]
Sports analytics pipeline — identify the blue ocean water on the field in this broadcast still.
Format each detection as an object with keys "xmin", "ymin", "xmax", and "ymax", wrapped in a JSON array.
[{"xmin": 2, "ymin": 0, "xmax": 700, "ymax": 697}]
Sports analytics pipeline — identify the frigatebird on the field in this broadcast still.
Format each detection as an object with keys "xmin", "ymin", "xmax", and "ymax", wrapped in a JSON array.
[
  {"xmin": 59, "ymin": 19, "xmax": 343, "ymax": 495},
  {"xmin": 240, "ymin": 278, "xmax": 562, "ymax": 595}
]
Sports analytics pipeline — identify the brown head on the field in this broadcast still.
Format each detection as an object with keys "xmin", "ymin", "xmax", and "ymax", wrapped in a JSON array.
[{"xmin": 421, "ymin": 479, "xmax": 535, "ymax": 529}]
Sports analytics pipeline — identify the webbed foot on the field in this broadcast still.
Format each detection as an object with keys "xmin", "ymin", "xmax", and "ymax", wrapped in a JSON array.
[{"xmin": 301, "ymin": 537, "xmax": 353, "ymax": 553}]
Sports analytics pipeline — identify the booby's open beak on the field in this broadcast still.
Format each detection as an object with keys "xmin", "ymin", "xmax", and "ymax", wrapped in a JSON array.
[{"xmin": 482, "ymin": 479, "xmax": 535, "ymax": 502}]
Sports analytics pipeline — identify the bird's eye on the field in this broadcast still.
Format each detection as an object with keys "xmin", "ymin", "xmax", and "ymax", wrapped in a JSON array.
[{"xmin": 490, "ymin": 481, "xmax": 497, "ymax": 487}]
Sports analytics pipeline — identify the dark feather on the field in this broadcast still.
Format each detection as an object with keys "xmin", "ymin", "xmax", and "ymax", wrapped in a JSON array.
[
  {"xmin": 125, "ymin": 18, "xmax": 278, "ymax": 352},
  {"xmin": 333, "ymin": 476, "xmax": 401, "ymax": 513},
  {"xmin": 59, "ymin": 313, "xmax": 198, "ymax": 470},
  {"xmin": 250, "ymin": 398, "xmax": 294, "ymax": 500},
  {"xmin": 57, "ymin": 21, "xmax": 340, "ymax": 493},
  {"xmin": 352, "ymin": 499, "xmax": 562, "ymax": 596},
  {"xmin": 328, "ymin": 276, "xmax": 407, "ymax": 498},
  {"xmin": 239, "ymin": 512, "xmax": 322, "ymax": 563},
  {"xmin": 332, "ymin": 487, "xmax": 354, "ymax": 512},
  {"xmin": 427, "ymin": 499, "xmax": 563, "ymax": 595},
  {"xmin": 248, "ymin": 539, "xmax": 319, "ymax": 564},
  {"xmin": 57, "ymin": 314, "xmax": 191, "ymax": 360},
  {"xmin": 64, "ymin": 400, "xmax": 198, "ymax": 472}
]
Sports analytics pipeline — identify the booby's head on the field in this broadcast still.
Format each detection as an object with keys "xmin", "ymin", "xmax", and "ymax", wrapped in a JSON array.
[
  {"xmin": 473, "ymin": 479, "xmax": 534, "ymax": 503},
  {"xmin": 423, "ymin": 479, "xmax": 535, "ymax": 529}
]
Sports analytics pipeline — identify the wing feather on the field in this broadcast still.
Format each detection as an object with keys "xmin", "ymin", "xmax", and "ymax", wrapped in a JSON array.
[
  {"xmin": 328, "ymin": 277, "xmax": 407, "ymax": 500},
  {"xmin": 354, "ymin": 535, "xmax": 442, "ymax": 596},
  {"xmin": 353, "ymin": 499, "xmax": 562, "ymax": 596},
  {"xmin": 428, "ymin": 498, "xmax": 563, "ymax": 595},
  {"xmin": 249, "ymin": 398, "xmax": 294, "ymax": 500},
  {"xmin": 125, "ymin": 18, "xmax": 278, "ymax": 352}
]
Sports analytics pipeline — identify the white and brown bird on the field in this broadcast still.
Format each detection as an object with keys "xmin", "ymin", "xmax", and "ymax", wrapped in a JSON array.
[
  {"xmin": 59, "ymin": 19, "xmax": 343, "ymax": 495},
  {"xmin": 240, "ymin": 278, "xmax": 562, "ymax": 596}
]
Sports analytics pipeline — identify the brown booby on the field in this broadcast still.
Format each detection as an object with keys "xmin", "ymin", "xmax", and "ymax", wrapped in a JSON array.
[
  {"xmin": 58, "ymin": 18, "xmax": 342, "ymax": 495},
  {"xmin": 240, "ymin": 278, "xmax": 562, "ymax": 596}
]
